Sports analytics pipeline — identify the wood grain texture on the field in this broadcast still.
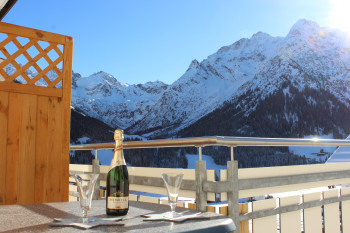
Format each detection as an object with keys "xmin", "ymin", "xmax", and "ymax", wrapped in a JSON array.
[
  {"xmin": 0, "ymin": 91, "xmax": 8, "ymax": 205},
  {"xmin": 188, "ymin": 203, "xmax": 196, "ymax": 210},
  {"xmin": 18, "ymin": 94, "xmax": 37, "ymax": 204},
  {"xmin": 47, "ymin": 97, "xmax": 62, "ymax": 202},
  {"xmin": 0, "ymin": 82, "xmax": 62, "ymax": 97},
  {"xmin": 219, "ymin": 206, "xmax": 228, "ymax": 216},
  {"xmin": 34, "ymin": 96, "xmax": 49, "ymax": 203},
  {"xmin": 239, "ymin": 203, "xmax": 249, "ymax": 233},
  {"xmin": 206, "ymin": 205, "xmax": 215, "ymax": 213},
  {"xmin": 59, "ymin": 100, "xmax": 69, "ymax": 202},
  {"xmin": 0, "ymin": 22, "xmax": 66, "ymax": 44},
  {"xmin": 5, "ymin": 93, "xmax": 22, "ymax": 204}
]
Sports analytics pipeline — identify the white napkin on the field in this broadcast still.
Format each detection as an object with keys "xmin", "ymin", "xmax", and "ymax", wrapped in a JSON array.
[
  {"xmin": 143, "ymin": 212, "xmax": 210, "ymax": 222},
  {"xmin": 50, "ymin": 217, "xmax": 123, "ymax": 230}
]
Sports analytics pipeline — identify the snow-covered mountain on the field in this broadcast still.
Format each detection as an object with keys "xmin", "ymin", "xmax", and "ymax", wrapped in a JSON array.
[
  {"xmin": 71, "ymin": 19, "xmax": 350, "ymax": 138},
  {"xmin": 72, "ymin": 71, "xmax": 168, "ymax": 129}
]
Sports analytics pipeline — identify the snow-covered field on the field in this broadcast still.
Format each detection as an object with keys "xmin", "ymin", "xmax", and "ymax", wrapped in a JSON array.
[
  {"xmin": 289, "ymin": 134, "xmax": 337, "ymax": 162},
  {"xmin": 185, "ymin": 154, "xmax": 227, "ymax": 176},
  {"xmin": 95, "ymin": 150, "xmax": 226, "ymax": 176}
]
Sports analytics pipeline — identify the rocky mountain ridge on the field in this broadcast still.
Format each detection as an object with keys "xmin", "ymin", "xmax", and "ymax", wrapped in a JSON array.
[{"xmin": 68, "ymin": 19, "xmax": 350, "ymax": 138}]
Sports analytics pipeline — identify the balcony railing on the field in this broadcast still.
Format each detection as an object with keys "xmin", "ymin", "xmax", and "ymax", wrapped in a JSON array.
[{"xmin": 70, "ymin": 136, "xmax": 350, "ymax": 233}]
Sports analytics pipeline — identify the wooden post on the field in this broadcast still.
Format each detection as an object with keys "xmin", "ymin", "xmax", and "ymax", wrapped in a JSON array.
[
  {"xmin": 227, "ymin": 160, "xmax": 239, "ymax": 232},
  {"xmin": 61, "ymin": 35, "xmax": 73, "ymax": 202},
  {"xmin": 195, "ymin": 160, "xmax": 207, "ymax": 211},
  {"xmin": 239, "ymin": 203, "xmax": 249, "ymax": 233},
  {"xmin": 92, "ymin": 159, "xmax": 100, "ymax": 200}
]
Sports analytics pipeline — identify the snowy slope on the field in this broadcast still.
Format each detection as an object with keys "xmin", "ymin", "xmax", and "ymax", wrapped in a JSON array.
[
  {"xmin": 326, "ymin": 135, "xmax": 350, "ymax": 163},
  {"xmin": 69, "ymin": 19, "xmax": 350, "ymax": 138},
  {"xmin": 186, "ymin": 154, "xmax": 226, "ymax": 176},
  {"xmin": 130, "ymin": 20, "xmax": 350, "ymax": 136},
  {"xmin": 71, "ymin": 71, "xmax": 168, "ymax": 128}
]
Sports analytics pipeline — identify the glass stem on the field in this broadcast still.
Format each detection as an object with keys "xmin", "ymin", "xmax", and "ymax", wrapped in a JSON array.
[
  {"xmin": 83, "ymin": 209, "xmax": 88, "ymax": 219},
  {"xmin": 170, "ymin": 203, "xmax": 176, "ymax": 217}
]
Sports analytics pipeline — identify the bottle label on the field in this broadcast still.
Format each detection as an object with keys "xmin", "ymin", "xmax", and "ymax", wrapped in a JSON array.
[
  {"xmin": 109, "ymin": 144, "xmax": 126, "ymax": 170},
  {"xmin": 115, "ymin": 144, "xmax": 123, "ymax": 151},
  {"xmin": 107, "ymin": 196, "xmax": 129, "ymax": 209}
]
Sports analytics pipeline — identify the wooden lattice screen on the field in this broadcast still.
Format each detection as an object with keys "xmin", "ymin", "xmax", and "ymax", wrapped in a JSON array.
[{"xmin": 0, "ymin": 22, "xmax": 73, "ymax": 205}]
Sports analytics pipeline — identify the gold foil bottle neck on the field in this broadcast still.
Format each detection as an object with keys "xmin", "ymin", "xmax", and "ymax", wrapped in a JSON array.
[{"xmin": 114, "ymin": 129, "xmax": 124, "ymax": 141}]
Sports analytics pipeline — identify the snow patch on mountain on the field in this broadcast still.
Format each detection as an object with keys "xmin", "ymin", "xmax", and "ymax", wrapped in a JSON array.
[
  {"xmin": 69, "ymin": 19, "xmax": 350, "ymax": 138},
  {"xmin": 71, "ymin": 71, "xmax": 168, "ymax": 128}
]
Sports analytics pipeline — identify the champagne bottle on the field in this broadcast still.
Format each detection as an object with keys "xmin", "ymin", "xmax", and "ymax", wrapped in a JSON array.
[{"xmin": 106, "ymin": 129, "xmax": 129, "ymax": 215}]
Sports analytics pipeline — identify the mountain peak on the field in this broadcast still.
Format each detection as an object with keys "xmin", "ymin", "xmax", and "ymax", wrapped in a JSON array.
[
  {"xmin": 186, "ymin": 59, "xmax": 200, "ymax": 72},
  {"xmin": 287, "ymin": 19, "xmax": 320, "ymax": 38},
  {"xmin": 251, "ymin": 31, "xmax": 272, "ymax": 40}
]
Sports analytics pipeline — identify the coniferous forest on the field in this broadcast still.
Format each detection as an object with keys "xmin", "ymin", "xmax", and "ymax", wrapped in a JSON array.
[{"xmin": 70, "ymin": 82, "xmax": 349, "ymax": 168}]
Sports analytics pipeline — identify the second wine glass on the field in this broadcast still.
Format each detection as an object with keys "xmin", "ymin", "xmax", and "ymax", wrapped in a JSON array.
[
  {"xmin": 161, "ymin": 173, "xmax": 184, "ymax": 218},
  {"xmin": 74, "ymin": 173, "xmax": 99, "ymax": 223}
]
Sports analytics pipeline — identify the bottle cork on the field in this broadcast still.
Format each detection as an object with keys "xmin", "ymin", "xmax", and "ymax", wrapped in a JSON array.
[{"xmin": 114, "ymin": 129, "xmax": 124, "ymax": 141}]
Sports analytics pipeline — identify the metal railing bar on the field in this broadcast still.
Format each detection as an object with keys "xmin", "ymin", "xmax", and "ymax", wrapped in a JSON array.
[
  {"xmin": 217, "ymin": 136, "xmax": 350, "ymax": 147},
  {"xmin": 70, "ymin": 136, "xmax": 350, "ymax": 151},
  {"xmin": 70, "ymin": 137, "xmax": 218, "ymax": 151}
]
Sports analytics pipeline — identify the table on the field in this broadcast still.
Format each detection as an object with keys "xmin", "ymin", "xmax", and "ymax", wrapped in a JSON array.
[{"xmin": 0, "ymin": 200, "xmax": 235, "ymax": 232}]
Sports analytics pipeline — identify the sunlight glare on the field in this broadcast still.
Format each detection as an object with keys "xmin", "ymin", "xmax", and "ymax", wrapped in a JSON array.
[{"xmin": 329, "ymin": 0, "xmax": 350, "ymax": 33}]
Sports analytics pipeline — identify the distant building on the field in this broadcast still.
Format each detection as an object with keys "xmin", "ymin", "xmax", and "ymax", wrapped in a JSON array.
[{"xmin": 311, "ymin": 149, "xmax": 331, "ymax": 157}]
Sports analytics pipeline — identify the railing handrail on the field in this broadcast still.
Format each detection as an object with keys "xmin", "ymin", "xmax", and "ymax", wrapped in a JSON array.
[{"xmin": 70, "ymin": 136, "xmax": 350, "ymax": 151}]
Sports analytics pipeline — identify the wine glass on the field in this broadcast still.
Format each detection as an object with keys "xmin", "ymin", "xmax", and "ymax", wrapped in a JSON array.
[
  {"xmin": 161, "ymin": 173, "xmax": 184, "ymax": 218},
  {"xmin": 74, "ymin": 173, "xmax": 99, "ymax": 223}
]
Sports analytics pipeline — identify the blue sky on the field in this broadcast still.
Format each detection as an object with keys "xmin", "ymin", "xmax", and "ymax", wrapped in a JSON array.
[{"xmin": 3, "ymin": 0, "xmax": 342, "ymax": 84}]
